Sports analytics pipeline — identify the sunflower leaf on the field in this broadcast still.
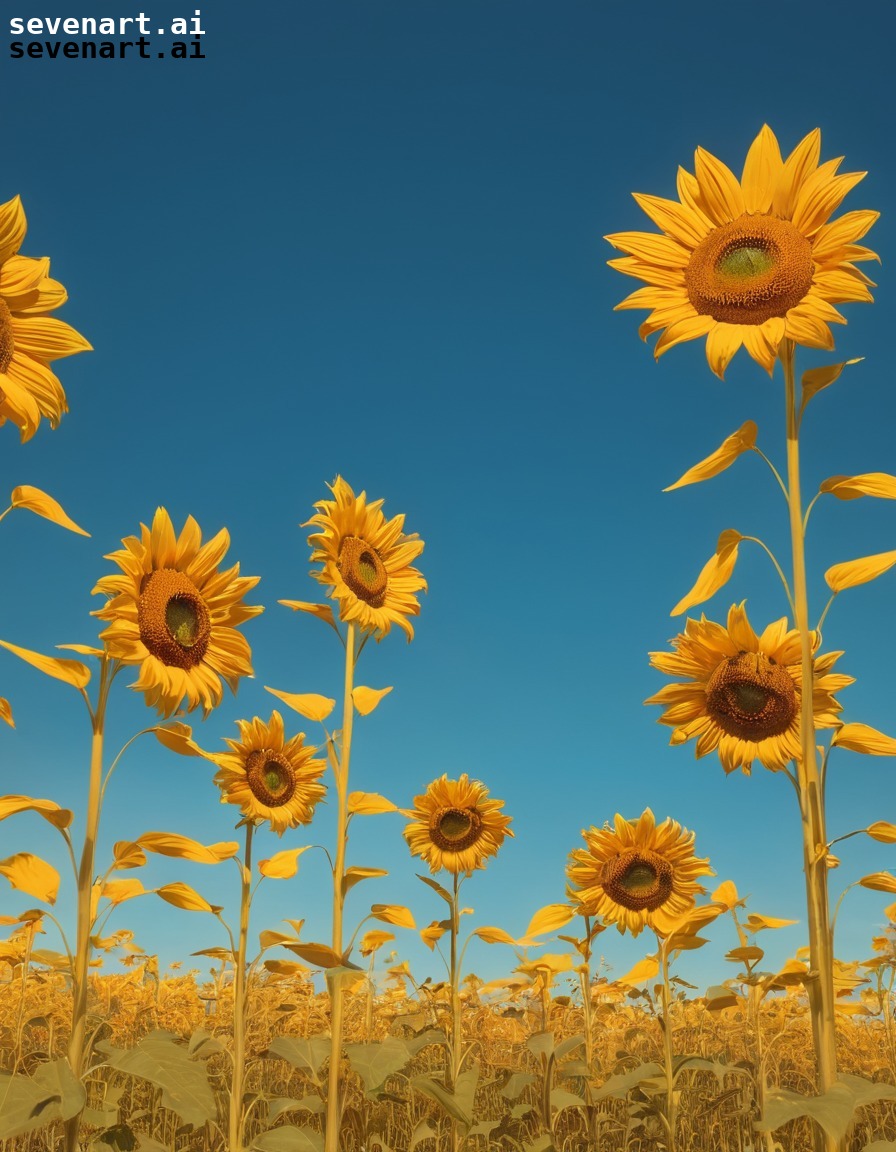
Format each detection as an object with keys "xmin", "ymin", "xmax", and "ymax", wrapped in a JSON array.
[
  {"xmin": 95, "ymin": 1031, "xmax": 217, "ymax": 1129},
  {"xmin": 417, "ymin": 874, "xmax": 453, "ymax": 904},
  {"xmin": 156, "ymin": 882, "xmax": 220, "ymax": 914},
  {"xmin": 671, "ymin": 529, "xmax": 742, "ymax": 616},
  {"xmin": 352, "ymin": 685, "xmax": 393, "ymax": 715},
  {"xmin": 264, "ymin": 687, "xmax": 335, "ymax": 722},
  {"xmin": 0, "ymin": 639, "xmax": 90, "ymax": 689},
  {"xmin": 137, "ymin": 832, "xmax": 239, "ymax": 864},
  {"xmin": 800, "ymin": 357, "xmax": 863, "ymax": 412},
  {"xmin": 342, "ymin": 866, "xmax": 388, "ymax": 894},
  {"xmin": 0, "ymin": 853, "xmax": 60, "ymax": 904},
  {"xmin": 259, "ymin": 846, "xmax": 312, "ymax": 880},
  {"xmin": 473, "ymin": 926, "xmax": 517, "ymax": 946},
  {"xmin": 618, "ymin": 955, "xmax": 660, "ymax": 986},
  {"xmin": 833, "ymin": 722, "xmax": 896, "ymax": 756},
  {"xmin": 825, "ymin": 549, "xmax": 896, "ymax": 592},
  {"xmin": 524, "ymin": 903, "xmax": 577, "ymax": 938},
  {"xmin": 0, "ymin": 795, "xmax": 73, "ymax": 831},
  {"xmin": 370, "ymin": 903, "xmax": 416, "ymax": 929},
  {"xmin": 664, "ymin": 421, "xmax": 757, "ymax": 492},
  {"xmin": 10, "ymin": 485, "xmax": 90, "ymax": 536},
  {"xmin": 867, "ymin": 821, "xmax": 896, "ymax": 843},
  {"xmin": 348, "ymin": 792, "xmax": 399, "ymax": 815}
]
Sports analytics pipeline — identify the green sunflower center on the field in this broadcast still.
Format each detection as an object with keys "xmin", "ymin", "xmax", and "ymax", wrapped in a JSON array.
[
  {"xmin": 601, "ymin": 848, "xmax": 674, "ymax": 912},
  {"xmin": 0, "ymin": 300, "xmax": 14, "ymax": 374},
  {"xmin": 429, "ymin": 805, "xmax": 483, "ymax": 852},
  {"xmin": 138, "ymin": 569, "xmax": 211, "ymax": 670},
  {"xmin": 339, "ymin": 535, "xmax": 388, "ymax": 607},
  {"xmin": 705, "ymin": 651, "xmax": 798, "ymax": 742},
  {"xmin": 685, "ymin": 213, "xmax": 814, "ymax": 326},
  {"xmin": 246, "ymin": 750, "xmax": 297, "ymax": 806}
]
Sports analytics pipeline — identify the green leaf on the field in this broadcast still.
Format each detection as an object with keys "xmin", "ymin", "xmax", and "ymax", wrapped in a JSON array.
[
  {"xmin": 555, "ymin": 1033, "xmax": 585, "ymax": 1060},
  {"xmin": 411, "ymin": 1064, "xmax": 479, "ymax": 1127},
  {"xmin": 501, "ymin": 1072, "xmax": 536, "ymax": 1100},
  {"xmin": 756, "ymin": 1074, "xmax": 896, "ymax": 1141},
  {"xmin": 95, "ymin": 1031, "xmax": 216, "ymax": 1128},
  {"xmin": 592, "ymin": 1061, "xmax": 664, "ymax": 1101},
  {"xmin": 251, "ymin": 1128, "xmax": 324, "ymax": 1152},
  {"xmin": 0, "ymin": 1058, "xmax": 86, "ymax": 1138},
  {"xmin": 266, "ymin": 1035, "xmax": 331, "ymax": 1084},
  {"xmin": 344, "ymin": 1038, "xmax": 414, "ymax": 1097},
  {"xmin": 550, "ymin": 1087, "xmax": 585, "ymax": 1110},
  {"xmin": 526, "ymin": 1030, "xmax": 554, "ymax": 1059},
  {"xmin": 266, "ymin": 1096, "xmax": 325, "ymax": 1121},
  {"xmin": 416, "ymin": 873, "xmax": 453, "ymax": 905}
]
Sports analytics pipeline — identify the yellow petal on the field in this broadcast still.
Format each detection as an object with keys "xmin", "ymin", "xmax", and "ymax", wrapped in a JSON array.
[
  {"xmin": 704, "ymin": 324, "xmax": 744, "ymax": 380},
  {"xmin": 137, "ymin": 832, "xmax": 239, "ymax": 864},
  {"xmin": 0, "ymin": 194, "xmax": 26, "ymax": 264},
  {"xmin": 664, "ymin": 422, "xmax": 757, "ymax": 492},
  {"xmin": 820, "ymin": 473, "xmax": 896, "ymax": 501},
  {"xmin": 825, "ymin": 549, "xmax": 896, "ymax": 592},
  {"xmin": 671, "ymin": 529, "xmax": 742, "ymax": 616},
  {"xmin": 631, "ymin": 193, "xmax": 710, "ymax": 247},
  {"xmin": 773, "ymin": 128, "xmax": 821, "ymax": 217},
  {"xmin": 352, "ymin": 685, "xmax": 393, "ymax": 716},
  {"xmin": 370, "ymin": 903, "xmax": 416, "ymax": 929},
  {"xmin": 10, "ymin": 486, "xmax": 89, "ymax": 536},
  {"xmin": 832, "ymin": 722, "xmax": 896, "ymax": 756},
  {"xmin": 694, "ymin": 146, "xmax": 745, "ymax": 224},
  {"xmin": 0, "ymin": 698, "xmax": 12, "ymax": 727},
  {"xmin": 348, "ymin": 791, "xmax": 399, "ymax": 815},
  {"xmin": 653, "ymin": 314, "xmax": 715, "ymax": 357},
  {"xmin": 156, "ymin": 882, "xmax": 218, "ymax": 913},
  {"xmin": 259, "ymin": 846, "xmax": 312, "ymax": 879},
  {"xmin": 741, "ymin": 125, "xmax": 783, "ymax": 214},
  {"xmin": 264, "ymin": 686, "xmax": 335, "ymax": 722},
  {"xmin": 603, "ymin": 230, "xmax": 691, "ymax": 267},
  {"xmin": 0, "ymin": 639, "xmax": 90, "ymax": 689},
  {"xmin": 0, "ymin": 853, "xmax": 60, "ymax": 903},
  {"xmin": 278, "ymin": 600, "xmax": 336, "ymax": 628},
  {"xmin": 0, "ymin": 795, "xmax": 73, "ymax": 830}
]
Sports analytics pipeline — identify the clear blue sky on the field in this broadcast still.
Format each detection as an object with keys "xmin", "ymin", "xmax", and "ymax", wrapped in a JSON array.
[{"xmin": 2, "ymin": 0, "xmax": 895, "ymax": 998}]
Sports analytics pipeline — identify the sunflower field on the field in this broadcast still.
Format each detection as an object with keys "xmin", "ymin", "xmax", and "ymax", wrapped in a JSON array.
[{"xmin": 3, "ymin": 6, "xmax": 896, "ymax": 1152}]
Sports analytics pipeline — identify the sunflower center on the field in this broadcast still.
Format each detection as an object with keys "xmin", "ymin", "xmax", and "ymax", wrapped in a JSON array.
[
  {"xmin": 705, "ymin": 651, "xmax": 798, "ymax": 742},
  {"xmin": 429, "ymin": 805, "xmax": 483, "ymax": 852},
  {"xmin": 137, "ymin": 569, "xmax": 212, "ymax": 670},
  {"xmin": 685, "ymin": 213, "xmax": 814, "ymax": 326},
  {"xmin": 601, "ymin": 849, "xmax": 674, "ymax": 912},
  {"xmin": 339, "ymin": 536, "xmax": 388, "ymax": 607},
  {"xmin": 246, "ymin": 749, "xmax": 297, "ymax": 806},
  {"xmin": 0, "ymin": 300, "xmax": 14, "ymax": 374}
]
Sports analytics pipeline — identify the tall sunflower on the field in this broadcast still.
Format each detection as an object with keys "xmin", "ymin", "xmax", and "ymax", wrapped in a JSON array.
[
  {"xmin": 403, "ymin": 774, "xmax": 513, "ymax": 874},
  {"xmin": 566, "ymin": 809, "xmax": 712, "ymax": 937},
  {"xmin": 646, "ymin": 602, "xmax": 852, "ymax": 775},
  {"xmin": 0, "ymin": 194, "xmax": 91, "ymax": 440},
  {"xmin": 211, "ymin": 711, "xmax": 326, "ymax": 836},
  {"xmin": 92, "ymin": 508, "xmax": 263, "ymax": 717},
  {"xmin": 305, "ymin": 476, "xmax": 426, "ymax": 640},
  {"xmin": 606, "ymin": 125, "xmax": 878, "ymax": 378}
]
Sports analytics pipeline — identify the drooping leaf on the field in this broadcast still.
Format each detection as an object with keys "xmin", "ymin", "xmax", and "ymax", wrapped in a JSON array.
[
  {"xmin": 833, "ymin": 723, "xmax": 896, "ymax": 756},
  {"xmin": 0, "ymin": 639, "xmax": 90, "ymax": 689},
  {"xmin": 351, "ymin": 685, "xmax": 393, "ymax": 715},
  {"xmin": 156, "ymin": 882, "xmax": 219, "ymax": 913},
  {"xmin": 417, "ymin": 873, "xmax": 453, "ymax": 904},
  {"xmin": 473, "ymin": 925, "xmax": 517, "ymax": 945},
  {"xmin": 266, "ymin": 1035, "xmax": 332, "ymax": 1083},
  {"xmin": 0, "ymin": 853, "xmax": 60, "ymax": 903},
  {"xmin": 524, "ymin": 903, "xmax": 576, "ymax": 938},
  {"xmin": 370, "ymin": 904, "xmax": 415, "ymax": 929},
  {"xmin": 342, "ymin": 866, "xmax": 388, "ymax": 894},
  {"xmin": 95, "ymin": 1031, "xmax": 216, "ymax": 1128},
  {"xmin": 264, "ymin": 687, "xmax": 335, "ymax": 722},
  {"xmin": 278, "ymin": 599, "xmax": 336, "ymax": 628},
  {"xmin": 592, "ymin": 1062, "xmax": 664, "ymax": 1101},
  {"xmin": 664, "ymin": 421, "xmax": 757, "ymax": 492},
  {"xmin": 344, "ymin": 1037, "xmax": 414, "ymax": 1096},
  {"xmin": 756, "ymin": 1074, "xmax": 896, "ymax": 1141},
  {"xmin": 618, "ymin": 955, "xmax": 660, "ymax": 986},
  {"xmin": 283, "ymin": 941, "xmax": 347, "ymax": 969},
  {"xmin": 0, "ymin": 1058, "xmax": 86, "ymax": 1139},
  {"xmin": 153, "ymin": 723, "xmax": 206, "ymax": 757},
  {"xmin": 826, "ymin": 550, "xmax": 896, "ymax": 593},
  {"xmin": 744, "ymin": 913, "xmax": 798, "ymax": 932},
  {"xmin": 867, "ymin": 821, "xmax": 896, "ymax": 843},
  {"xmin": 251, "ymin": 1126, "xmax": 325, "ymax": 1152},
  {"xmin": 137, "ymin": 832, "xmax": 239, "ymax": 864},
  {"xmin": 0, "ymin": 795, "xmax": 73, "ymax": 830},
  {"xmin": 859, "ymin": 872, "xmax": 896, "ymax": 894},
  {"xmin": 801, "ymin": 357, "xmax": 863, "ymax": 409},
  {"xmin": 266, "ymin": 1096, "xmax": 325, "ymax": 1122},
  {"xmin": 101, "ymin": 879, "xmax": 147, "ymax": 907},
  {"xmin": 671, "ymin": 529, "xmax": 742, "ymax": 616},
  {"xmin": 359, "ymin": 929, "xmax": 395, "ymax": 956},
  {"xmin": 411, "ymin": 1064, "xmax": 478, "ymax": 1126},
  {"xmin": 821, "ymin": 473, "xmax": 896, "ymax": 501},
  {"xmin": 10, "ymin": 485, "xmax": 89, "ymax": 535},
  {"xmin": 348, "ymin": 792, "xmax": 399, "ymax": 815},
  {"xmin": 112, "ymin": 841, "xmax": 147, "ymax": 870}
]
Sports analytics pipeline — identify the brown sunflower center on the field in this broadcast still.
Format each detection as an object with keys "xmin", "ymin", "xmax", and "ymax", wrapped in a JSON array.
[
  {"xmin": 0, "ymin": 300, "xmax": 14, "ymax": 374},
  {"xmin": 685, "ymin": 213, "xmax": 814, "ymax": 325},
  {"xmin": 601, "ymin": 848, "xmax": 674, "ymax": 912},
  {"xmin": 137, "ymin": 569, "xmax": 211, "ymax": 670},
  {"xmin": 245, "ymin": 749, "xmax": 297, "ymax": 806},
  {"xmin": 339, "ymin": 535, "xmax": 388, "ymax": 607},
  {"xmin": 428, "ymin": 805, "xmax": 483, "ymax": 852},
  {"xmin": 705, "ymin": 651, "xmax": 798, "ymax": 741}
]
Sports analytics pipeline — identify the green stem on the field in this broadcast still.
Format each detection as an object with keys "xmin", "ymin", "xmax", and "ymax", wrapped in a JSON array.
[
  {"xmin": 229, "ymin": 822, "xmax": 254, "ymax": 1152},
  {"xmin": 449, "ymin": 871, "xmax": 462, "ymax": 1152},
  {"xmin": 658, "ymin": 938, "xmax": 677, "ymax": 1152},
  {"xmin": 325, "ymin": 622, "xmax": 356, "ymax": 1152},
  {"xmin": 782, "ymin": 339, "xmax": 839, "ymax": 1152}
]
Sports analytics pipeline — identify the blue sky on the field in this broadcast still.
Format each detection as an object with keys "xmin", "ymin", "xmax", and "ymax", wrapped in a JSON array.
[{"xmin": 2, "ymin": 0, "xmax": 895, "ymax": 1000}]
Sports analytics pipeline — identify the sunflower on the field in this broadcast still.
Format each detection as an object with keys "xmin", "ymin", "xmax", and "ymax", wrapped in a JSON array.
[
  {"xmin": 210, "ymin": 711, "xmax": 326, "ymax": 835},
  {"xmin": 92, "ymin": 508, "xmax": 263, "ymax": 717},
  {"xmin": 566, "ymin": 809, "xmax": 712, "ymax": 936},
  {"xmin": 606, "ymin": 125, "xmax": 878, "ymax": 378},
  {"xmin": 0, "ymin": 194, "xmax": 91, "ymax": 440},
  {"xmin": 646, "ymin": 602, "xmax": 852, "ymax": 775},
  {"xmin": 305, "ymin": 476, "xmax": 426, "ymax": 640},
  {"xmin": 403, "ymin": 774, "xmax": 513, "ymax": 874}
]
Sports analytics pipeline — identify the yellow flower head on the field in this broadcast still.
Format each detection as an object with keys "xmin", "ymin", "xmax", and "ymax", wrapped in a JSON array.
[
  {"xmin": 566, "ymin": 808, "xmax": 713, "ymax": 936},
  {"xmin": 0, "ymin": 194, "xmax": 91, "ymax": 440},
  {"xmin": 305, "ymin": 476, "xmax": 426, "ymax": 640},
  {"xmin": 92, "ymin": 508, "xmax": 263, "ymax": 717},
  {"xmin": 210, "ymin": 711, "xmax": 326, "ymax": 836},
  {"xmin": 606, "ymin": 126, "xmax": 878, "ymax": 378},
  {"xmin": 647, "ymin": 602, "xmax": 852, "ymax": 775},
  {"xmin": 403, "ymin": 774, "xmax": 513, "ymax": 874}
]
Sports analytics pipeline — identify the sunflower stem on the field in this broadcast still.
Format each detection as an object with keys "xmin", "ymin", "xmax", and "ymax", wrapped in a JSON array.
[
  {"xmin": 657, "ymin": 936, "xmax": 678, "ymax": 1152},
  {"xmin": 325, "ymin": 621, "xmax": 356, "ymax": 1152},
  {"xmin": 228, "ymin": 821, "xmax": 253, "ymax": 1152},
  {"xmin": 449, "ymin": 871, "xmax": 462, "ymax": 1152},
  {"xmin": 782, "ymin": 338, "xmax": 840, "ymax": 1152}
]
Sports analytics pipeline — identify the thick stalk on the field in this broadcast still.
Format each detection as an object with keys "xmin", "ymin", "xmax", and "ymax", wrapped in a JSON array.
[
  {"xmin": 449, "ymin": 872, "xmax": 461, "ymax": 1152},
  {"xmin": 325, "ymin": 623, "xmax": 356, "ymax": 1152},
  {"xmin": 782, "ymin": 340, "xmax": 839, "ymax": 1150},
  {"xmin": 63, "ymin": 724, "xmax": 104, "ymax": 1152},
  {"xmin": 229, "ymin": 822, "xmax": 254, "ymax": 1152},
  {"xmin": 658, "ymin": 940, "xmax": 677, "ymax": 1152}
]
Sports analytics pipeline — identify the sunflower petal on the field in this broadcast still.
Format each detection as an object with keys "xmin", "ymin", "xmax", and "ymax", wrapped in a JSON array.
[
  {"xmin": 694, "ymin": 147, "xmax": 745, "ymax": 224},
  {"xmin": 741, "ymin": 125, "xmax": 783, "ymax": 214}
]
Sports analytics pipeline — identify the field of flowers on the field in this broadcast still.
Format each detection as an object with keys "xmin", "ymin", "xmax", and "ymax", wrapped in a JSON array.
[{"xmin": 2, "ymin": 126, "xmax": 896, "ymax": 1152}]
